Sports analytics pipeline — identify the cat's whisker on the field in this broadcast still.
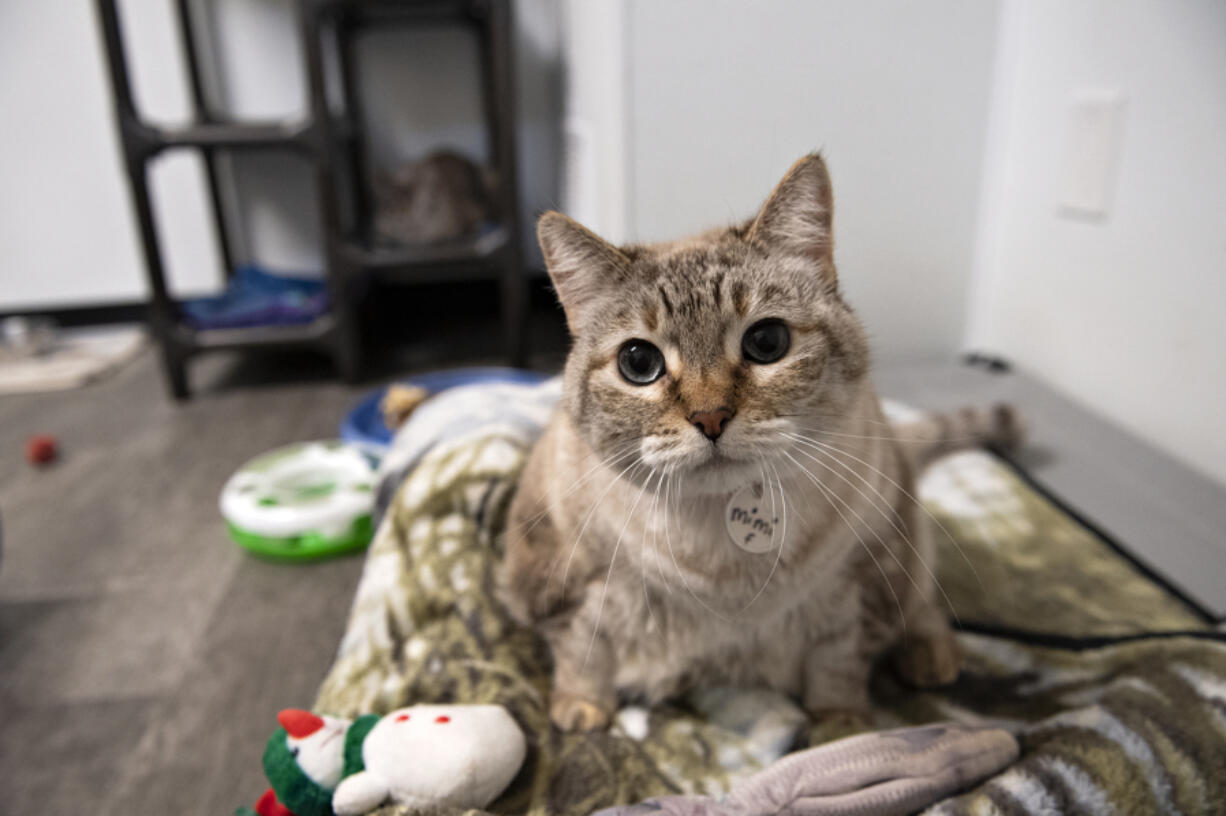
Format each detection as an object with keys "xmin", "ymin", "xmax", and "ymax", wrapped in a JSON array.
[
  {"xmin": 791, "ymin": 406, "xmax": 992, "ymax": 435},
  {"xmin": 639, "ymin": 468, "xmax": 668, "ymax": 635},
  {"xmin": 663, "ymin": 467, "xmax": 731, "ymax": 623},
  {"xmin": 512, "ymin": 442, "xmax": 639, "ymax": 540},
  {"xmin": 781, "ymin": 441, "xmax": 926, "ymax": 610},
  {"xmin": 648, "ymin": 464, "xmax": 675, "ymax": 598},
  {"xmin": 551, "ymin": 455, "xmax": 643, "ymax": 598},
  {"xmin": 791, "ymin": 425, "xmax": 980, "ymax": 445},
  {"xmin": 770, "ymin": 457, "xmax": 789, "ymax": 571},
  {"xmin": 658, "ymin": 466, "xmax": 677, "ymax": 601},
  {"xmin": 510, "ymin": 446, "xmax": 639, "ymax": 556},
  {"xmin": 586, "ymin": 462, "xmax": 659, "ymax": 667},
  {"xmin": 785, "ymin": 432, "xmax": 984, "ymax": 591},
  {"xmin": 790, "ymin": 436, "xmax": 939, "ymax": 556},
  {"xmin": 781, "ymin": 433, "xmax": 960, "ymax": 625},
  {"xmin": 789, "ymin": 436, "xmax": 959, "ymax": 621},
  {"xmin": 781, "ymin": 411, "xmax": 898, "ymax": 428},
  {"xmin": 781, "ymin": 450, "xmax": 908, "ymax": 635}
]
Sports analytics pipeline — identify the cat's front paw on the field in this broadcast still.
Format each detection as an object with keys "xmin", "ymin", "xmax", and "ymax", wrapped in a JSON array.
[
  {"xmin": 550, "ymin": 694, "xmax": 612, "ymax": 732},
  {"xmin": 894, "ymin": 631, "xmax": 961, "ymax": 687}
]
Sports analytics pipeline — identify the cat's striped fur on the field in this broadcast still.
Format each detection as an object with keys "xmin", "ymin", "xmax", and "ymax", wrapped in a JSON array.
[{"xmin": 500, "ymin": 154, "xmax": 1020, "ymax": 731}]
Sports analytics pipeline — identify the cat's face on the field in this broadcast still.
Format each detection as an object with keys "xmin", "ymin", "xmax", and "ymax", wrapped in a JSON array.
[{"xmin": 542, "ymin": 155, "xmax": 869, "ymax": 494}]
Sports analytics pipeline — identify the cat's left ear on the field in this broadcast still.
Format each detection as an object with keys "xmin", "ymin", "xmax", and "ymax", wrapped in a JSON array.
[
  {"xmin": 538, "ymin": 211, "xmax": 631, "ymax": 333},
  {"xmin": 747, "ymin": 153, "xmax": 836, "ymax": 284}
]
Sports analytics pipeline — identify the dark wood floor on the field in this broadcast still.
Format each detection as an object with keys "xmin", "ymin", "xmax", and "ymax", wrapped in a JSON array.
[
  {"xmin": 0, "ymin": 287, "xmax": 569, "ymax": 814},
  {"xmin": 0, "ymin": 350, "xmax": 382, "ymax": 813}
]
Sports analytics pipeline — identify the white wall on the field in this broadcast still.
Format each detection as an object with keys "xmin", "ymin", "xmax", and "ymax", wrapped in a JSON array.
[
  {"xmin": 967, "ymin": 0, "xmax": 1226, "ymax": 486},
  {"xmin": 558, "ymin": 0, "xmax": 630, "ymax": 243},
  {"xmin": 621, "ymin": 0, "xmax": 1001, "ymax": 363},
  {"xmin": 0, "ymin": 0, "xmax": 560, "ymax": 310},
  {"xmin": 559, "ymin": 0, "xmax": 1225, "ymax": 484},
  {"xmin": 0, "ymin": 0, "xmax": 223, "ymax": 310}
]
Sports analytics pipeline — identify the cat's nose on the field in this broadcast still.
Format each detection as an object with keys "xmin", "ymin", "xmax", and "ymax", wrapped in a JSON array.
[{"xmin": 689, "ymin": 408, "xmax": 735, "ymax": 441}]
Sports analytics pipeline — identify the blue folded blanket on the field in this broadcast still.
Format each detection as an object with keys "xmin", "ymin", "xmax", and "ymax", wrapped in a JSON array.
[{"xmin": 181, "ymin": 266, "xmax": 328, "ymax": 330}]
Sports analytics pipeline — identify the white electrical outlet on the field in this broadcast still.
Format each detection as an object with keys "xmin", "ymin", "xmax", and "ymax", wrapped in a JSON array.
[{"xmin": 1058, "ymin": 89, "xmax": 1127, "ymax": 219}]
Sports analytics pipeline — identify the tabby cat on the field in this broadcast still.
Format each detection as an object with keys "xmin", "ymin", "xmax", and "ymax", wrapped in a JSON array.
[
  {"xmin": 500, "ymin": 154, "xmax": 1021, "ymax": 731},
  {"xmin": 373, "ymin": 150, "xmax": 494, "ymax": 245}
]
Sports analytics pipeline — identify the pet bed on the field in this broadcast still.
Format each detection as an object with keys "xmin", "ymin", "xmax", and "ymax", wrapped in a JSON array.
[{"xmin": 311, "ymin": 380, "xmax": 1226, "ymax": 815}]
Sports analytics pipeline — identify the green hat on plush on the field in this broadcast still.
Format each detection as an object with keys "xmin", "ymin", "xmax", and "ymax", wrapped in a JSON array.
[{"xmin": 260, "ymin": 709, "xmax": 378, "ymax": 816}]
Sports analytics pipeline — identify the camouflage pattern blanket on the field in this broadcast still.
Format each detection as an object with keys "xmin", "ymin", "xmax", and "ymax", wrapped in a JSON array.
[{"xmin": 314, "ymin": 384, "xmax": 1226, "ymax": 816}]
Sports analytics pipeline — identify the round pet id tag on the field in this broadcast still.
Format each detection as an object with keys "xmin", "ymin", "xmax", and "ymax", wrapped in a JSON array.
[{"xmin": 724, "ymin": 482, "xmax": 779, "ymax": 553}]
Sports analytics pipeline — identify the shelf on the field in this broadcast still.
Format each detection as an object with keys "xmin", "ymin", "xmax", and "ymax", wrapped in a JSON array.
[
  {"xmin": 171, "ymin": 315, "xmax": 336, "ymax": 353},
  {"xmin": 96, "ymin": 0, "xmax": 525, "ymax": 396},
  {"xmin": 123, "ymin": 117, "xmax": 363, "ymax": 157},
  {"xmin": 328, "ymin": 0, "xmax": 482, "ymax": 24},
  {"xmin": 155, "ymin": 121, "xmax": 309, "ymax": 150},
  {"xmin": 342, "ymin": 224, "xmax": 512, "ymax": 273}
]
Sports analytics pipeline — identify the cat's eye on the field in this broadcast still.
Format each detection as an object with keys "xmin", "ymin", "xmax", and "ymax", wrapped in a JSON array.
[
  {"xmin": 617, "ymin": 340, "xmax": 665, "ymax": 385},
  {"xmin": 742, "ymin": 319, "xmax": 790, "ymax": 364}
]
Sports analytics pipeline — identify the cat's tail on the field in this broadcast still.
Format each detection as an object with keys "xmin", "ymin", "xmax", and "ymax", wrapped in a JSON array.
[{"xmin": 890, "ymin": 403, "xmax": 1025, "ymax": 468}]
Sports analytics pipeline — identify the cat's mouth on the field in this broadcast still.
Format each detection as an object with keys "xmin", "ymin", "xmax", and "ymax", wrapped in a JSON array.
[
  {"xmin": 682, "ymin": 444, "xmax": 761, "ymax": 477},
  {"xmin": 641, "ymin": 431, "xmax": 786, "ymax": 474},
  {"xmin": 664, "ymin": 448, "xmax": 766, "ymax": 495},
  {"xmin": 703, "ymin": 447, "xmax": 742, "ymax": 467}
]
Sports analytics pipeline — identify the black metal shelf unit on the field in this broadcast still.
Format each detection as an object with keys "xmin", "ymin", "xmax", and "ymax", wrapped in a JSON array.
[{"xmin": 95, "ymin": 0, "xmax": 527, "ymax": 398}]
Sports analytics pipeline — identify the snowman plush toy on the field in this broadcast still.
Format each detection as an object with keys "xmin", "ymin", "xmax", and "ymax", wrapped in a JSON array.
[{"xmin": 241, "ymin": 704, "xmax": 527, "ymax": 816}]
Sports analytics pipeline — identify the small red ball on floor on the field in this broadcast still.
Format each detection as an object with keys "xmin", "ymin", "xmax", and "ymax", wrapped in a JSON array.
[{"xmin": 25, "ymin": 434, "xmax": 58, "ymax": 465}]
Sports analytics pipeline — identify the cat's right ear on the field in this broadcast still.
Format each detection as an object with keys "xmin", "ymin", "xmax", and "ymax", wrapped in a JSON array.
[
  {"xmin": 747, "ymin": 153, "xmax": 836, "ymax": 286},
  {"xmin": 537, "ymin": 211, "xmax": 630, "ymax": 333}
]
